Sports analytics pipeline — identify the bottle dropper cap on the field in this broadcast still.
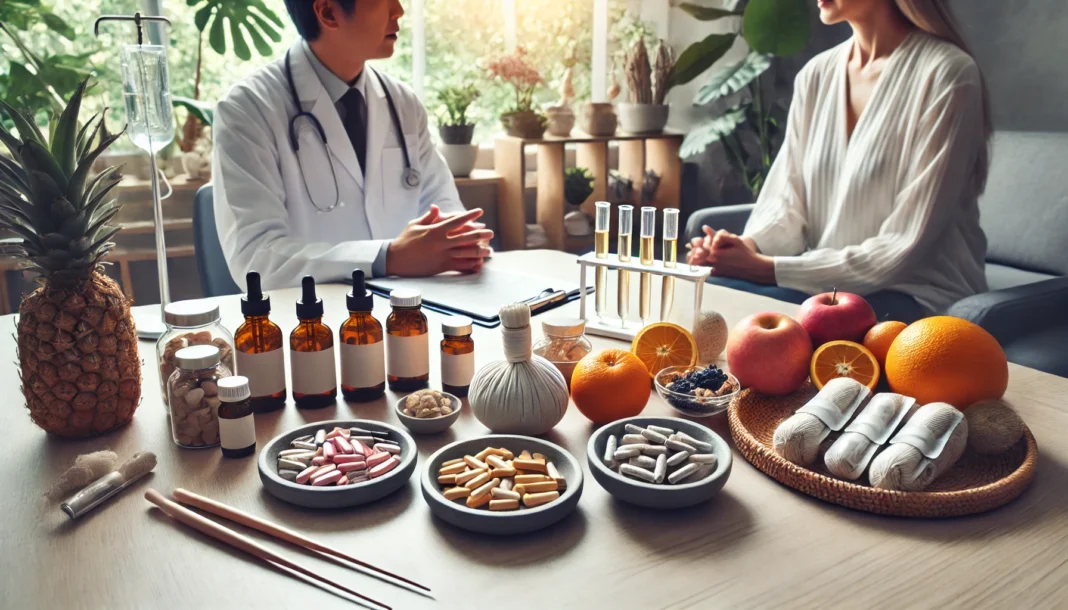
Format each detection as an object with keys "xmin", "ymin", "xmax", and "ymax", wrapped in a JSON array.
[
  {"xmin": 241, "ymin": 271, "xmax": 271, "ymax": 317},
  {"xmin": 347, "ymin": 269, "xmax": 374, "ymax": 312},
  {"xmin": 296, "ymin": 275, "xmax": 324, "ymax": 319}
]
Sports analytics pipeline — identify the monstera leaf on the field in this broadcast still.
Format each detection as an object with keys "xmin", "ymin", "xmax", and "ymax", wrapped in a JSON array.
[
  {"xmin": 172, "ymin": 97, "xmax": 215, "ymax": 127},
  {"xmin": 695, "ymin": 52, "xmax": 772, "ymax": 106},
  {"xmin": 742, "ymin": 0, "xmax": 811, "ymax": 57},
  {"xmin": 668, "ymin": 33, "xmax": 736, "ymax": 89},
  {"xmin": 677, "ymin": 3, "xmax": 744, "ymax": 21},
  {"xmin": 187, "ymin": 0, "xmax": 285, "ymax": 60},
  {"xmin": 680, "ymin": 106, "xmax": 748, "ymax": 158}
]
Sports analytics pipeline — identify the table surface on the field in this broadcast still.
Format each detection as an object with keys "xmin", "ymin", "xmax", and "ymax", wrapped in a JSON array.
[{"xmin": 4, "ymin": 250, "xmax": 1067, "ymax": 610}]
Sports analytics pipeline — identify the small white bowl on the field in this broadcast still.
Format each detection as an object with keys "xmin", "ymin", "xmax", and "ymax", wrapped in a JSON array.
[{"xmin": 395, "ymin": 391, "xmax": 463, "ymax": 434}]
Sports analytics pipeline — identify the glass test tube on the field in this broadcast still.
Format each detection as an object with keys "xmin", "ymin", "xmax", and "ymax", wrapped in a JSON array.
[
  {"xmin": 661, "ymin": 209, "xmax": 679, "ymax": 321},
  {"xmin": 638, "ymin": 206, "xmax": 656, "ymax": 325},
  {"xmin": 594, "ymin": 201, "xmax": 610, "ymax": 322},
  {"xmin": 616, "ymin": 205, "xmax": 633, "ymax": 325}
]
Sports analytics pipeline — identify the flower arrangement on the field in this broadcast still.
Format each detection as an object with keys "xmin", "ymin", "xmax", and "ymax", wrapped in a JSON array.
[{"xmin": 486, "ymin": 46, "xmax": 548, "ymax": 138}]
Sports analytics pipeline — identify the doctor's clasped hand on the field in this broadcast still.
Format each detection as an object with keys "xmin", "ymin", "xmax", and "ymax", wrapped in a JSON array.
[{"xmin": 387, "ymin": 205, "xmax": 494, "ymax": 277}]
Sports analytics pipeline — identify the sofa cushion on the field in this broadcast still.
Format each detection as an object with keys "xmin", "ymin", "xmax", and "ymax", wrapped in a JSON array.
[
  {"xmin": 1003, "ymin": 325, "xmax": 1068, "ymax": 378},
  {"xmin": 985, "ymin": 263, "xmax": 1057, "ymax": 292},
  {"xmin": 980, "ymin": 131, "xmax": 1068, "ymax": 276}
]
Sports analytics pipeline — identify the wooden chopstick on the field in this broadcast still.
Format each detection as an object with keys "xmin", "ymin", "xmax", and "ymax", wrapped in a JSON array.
[
  {"xmin": 172, "ymin": 488, "xmax": 430, "ymax": 593},
  {"xmin": 144, "ymin": 489, "xmax": 390, "ymax": 610}
]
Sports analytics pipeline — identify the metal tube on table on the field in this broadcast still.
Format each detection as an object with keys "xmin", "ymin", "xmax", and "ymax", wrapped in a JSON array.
[{"xmin": 616, "ymin": 205, "xmax": 633, "ymax": 326}]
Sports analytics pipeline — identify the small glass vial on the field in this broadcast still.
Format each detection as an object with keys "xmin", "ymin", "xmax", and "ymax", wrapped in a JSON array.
[
  {"xmin": 386, "ymin": 288, "xmax": 429, "ymax": 392},
  {"xmin": 290, "ymin": 276, "xmax": 337, "ymax": 409},
  {"xmin": 168, "ymin": 345, "xmax": 232, "ymax": 449},
  {"xmin": 157, "ymin": 300, "xmax": 235, "ymax": 412},
  {"xmin": 533, "ymin": 318, "xmax": 593, "ymax": 387},
  {"xmin": 440, "ymin": 316, "xmax": 475, "ymax": 397},
  {"xmin": 340, "ymin": 269, "xmax": 386, "ymax": 402},
  {"xmin": 234, "ymin": 271, "xmax": 287, "ymax": 414},
  {"xmin": 217, "ymin": 376, "xmax": 256, "ymax": 458}
]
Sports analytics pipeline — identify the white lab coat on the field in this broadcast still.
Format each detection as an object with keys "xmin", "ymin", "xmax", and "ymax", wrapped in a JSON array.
[{"xmin": 212, "ymin": 40, "xmax": 464, "ymax": 291}]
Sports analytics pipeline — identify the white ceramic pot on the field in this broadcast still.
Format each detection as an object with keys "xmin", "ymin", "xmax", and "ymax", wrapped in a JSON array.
[
  {"xmin": 564, "ymin": 210, "xmax": 592, "ymax": 237},
  {"xmin": 546, "ymin": 107, "xmax": 575, "ymax": 138},
  {"xmin": 618, "ymin": 103, "xmax": 670, "ymax": 134},
  {"xmin": 439, "ymin": 143, "xmax": 479, "ymax": 178}
]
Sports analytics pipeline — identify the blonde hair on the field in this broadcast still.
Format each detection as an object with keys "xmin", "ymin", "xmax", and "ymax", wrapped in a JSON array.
[{"xmin": 895, "ymin": 0, "xmax": 993, "ymax": 194}]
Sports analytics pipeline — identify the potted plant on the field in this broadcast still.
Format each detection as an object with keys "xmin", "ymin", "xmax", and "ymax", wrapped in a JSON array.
[
  {"xmin": 563, "ymin": 167, "xmax": 595, "ymax": 237},
  {"xmin": 487, "ymin": 46, "xmax": 547, "ymax": 139},
  {"xmin": 618, "ymin": 39, "xmax": 676, "ymax": 134},
  {"xmin": 579, "ymin": 64, "xmax": 619, "ymax": 137},
  {"xmin": 545, "ymin": 43, "xmax": 578, "ymax": 137},
  {"xmin": 434, "ymin": 83, "xmax": 479, "ymax": 177}
]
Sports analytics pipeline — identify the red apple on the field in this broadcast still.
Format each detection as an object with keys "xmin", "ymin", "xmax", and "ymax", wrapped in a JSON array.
[
  {"xmin": 726, "ymin": 313, "xmax": 813, "ymax": 396},
  {"xmin": 796, "ymin": 291, "xmax": 877, "ymax": 347}
]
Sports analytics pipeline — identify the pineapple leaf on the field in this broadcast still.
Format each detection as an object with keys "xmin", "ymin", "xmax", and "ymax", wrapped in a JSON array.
[
  {"xmin": 0, "ymin": 101, "xmax": 46, "ymax": 146},
  {"xmin": 83, "ymin": 204, "xmax": 119, "ymax": 238},
  {"xmin": 0, "ymin": 177, "xmax": 28, "ymax": 206},
  {"xmin": 0, "ymin": 200, "xmax": 33, "ymax": 225},
  {"xmin": 75, "ymin": 111, "xmax": 102, "ymax": 162},
  {"xmin": 49, "ymin": 196, "xmax": 77, "ymax": 223},
  {"xmin": 66, "ymin": 127, "xmax": 125, "ymax": 206},
  {"xmin": 22, "ymin": 141, "xmax": 69, "ymax": 195},
  {"xmin": 81, "ymin": 225, "xmax": 121, "ymax": 259},
  {"xmin": 0, "ymin": 217, "xmax": 43, "ymax": 248},
  {"xmin": 84, "ymin": 180, "xmax": 120, "ymax": 217},
  {"xmin": 51, "ymin": 78, "xmax": 89, "ymax": 177},
  {"xmin": 0, "ymin": 126, "xmax": 24, "ymax": 165},
  {"xmin": 40, "ymin": 232, "xmax": 71, "ymax": 249},
  {"xmin": 83, "ymin": 165, "xmax": 121, "ymax": 204},
  {"xmin": 59, "ymin": 207, "xmax": 90, "ymax": 239},
  {"xmin": 0, "ymin": 154, "xmax": 29, "ymax": 194}
]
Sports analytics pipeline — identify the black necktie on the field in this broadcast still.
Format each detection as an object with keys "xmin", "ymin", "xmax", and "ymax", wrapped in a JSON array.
[{"xmin": 340, "ymin": 88, "xmax": 367, "ymax": 176}]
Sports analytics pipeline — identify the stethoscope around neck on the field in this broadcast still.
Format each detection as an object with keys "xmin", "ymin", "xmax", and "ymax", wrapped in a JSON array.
[{"xmin": 283, "ymin": 49, "xmax": 421, "ymax": 214}]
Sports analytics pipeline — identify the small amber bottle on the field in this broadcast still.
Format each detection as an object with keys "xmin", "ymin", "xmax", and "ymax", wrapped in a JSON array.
[
  {"xmin": 217, "ymin": 376, "xmax": 256, "ymax": 458},
  {"xmin": 385, "ymin": 288, "xmax": 429, "ymax": 392},
  {"xmin": 440, "ymin": 316, "xmax": 475, "ymax": 397},
  {"xmin": 339, "ymin": 269, "xmax": 385, "ymax": 402},
  {"xmin": 290, "ymin": 276, "xmax": 337, "ymax": 409},
  {"xmin": 234, "ymin": 271, "xmax": 287, "ymax": 413}
]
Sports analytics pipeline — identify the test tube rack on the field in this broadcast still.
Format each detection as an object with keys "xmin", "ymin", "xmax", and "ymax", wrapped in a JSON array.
[{"xmin": 576, "ymin": 252, "xmax": 712, "ymax": 341}]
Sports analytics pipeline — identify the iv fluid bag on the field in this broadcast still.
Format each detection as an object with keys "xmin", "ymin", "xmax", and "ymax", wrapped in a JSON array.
[{"xmin": 121, "ymin": 45, "xmax": 174, "ymax": 153}]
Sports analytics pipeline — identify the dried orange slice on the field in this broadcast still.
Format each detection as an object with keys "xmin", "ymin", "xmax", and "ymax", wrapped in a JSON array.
[
  {"xmin": 630, "ymin": 322, "xmax": 699, "ymax": 378},
  {"xmin": 810, "ymin": 340, "xmax": 880, "ymax": 391}
]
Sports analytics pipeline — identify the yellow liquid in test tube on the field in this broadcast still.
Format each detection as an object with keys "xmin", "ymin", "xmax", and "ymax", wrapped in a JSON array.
[
  {"xmin": 661, "ymin": 209, "xmax": 679, "ymax": 321},
  {"xmin": 639, "ymin": 235, "xmax": 654, "ymax": 323},
  {"xmin": 616, "ymin": 205, "xmax": 633, "ymax": 325},
  {"xmin": 594, "ymin": 202, "xmax": 611, "ymax": 322}
]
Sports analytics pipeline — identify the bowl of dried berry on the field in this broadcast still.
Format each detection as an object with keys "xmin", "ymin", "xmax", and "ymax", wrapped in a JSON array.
[
  {"xmin": 655, "ymin": 365, "xmax": 740, "ymax": 418},
  {"xmin": 395, "ymin": 389, "xmax": 463, "ymax": 434}
]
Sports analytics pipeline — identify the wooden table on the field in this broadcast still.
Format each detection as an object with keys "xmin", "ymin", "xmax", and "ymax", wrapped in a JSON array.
[{"xmin": 3, "ymin": 250, "xmax": 1066, "ymax": 610}]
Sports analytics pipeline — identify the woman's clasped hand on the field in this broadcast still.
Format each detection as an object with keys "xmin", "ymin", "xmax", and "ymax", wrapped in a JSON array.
[{"xmin": 687, "ymin": 226, "xmax": 776, "ymax": 284}]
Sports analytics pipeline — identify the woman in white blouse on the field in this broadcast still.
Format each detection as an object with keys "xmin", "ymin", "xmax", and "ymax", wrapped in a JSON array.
[{"xmin": 687, "ymin": 0, "xmax": 991, "ymax": 322}]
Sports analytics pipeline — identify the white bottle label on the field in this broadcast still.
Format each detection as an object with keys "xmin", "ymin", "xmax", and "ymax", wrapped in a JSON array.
[
  {"xmin": 235, "ymin": 348, "xmax": 286, "ymax": 397},
  {"xmin": 387, "ymin": 334, "xmax": 429, "ymax": 378},
  {"xmin": 340, "ymin": 342, "xmax": 385, "ymax": 388},
  {"xmin": 219, "ymin": 413, "xmax": 256, "ymax": 450},
  {"xmin": 441, "ymin": 351, "xmax": 474, "ymax": 387},
  {"xmin": 291, "ymin": 347, "xmax": 337, "ymax": 395}
]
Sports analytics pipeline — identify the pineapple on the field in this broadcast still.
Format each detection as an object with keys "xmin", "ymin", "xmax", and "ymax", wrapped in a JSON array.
[{"xmin": 0, "ymin": 79, "xmax": 142, "ymax": 438}]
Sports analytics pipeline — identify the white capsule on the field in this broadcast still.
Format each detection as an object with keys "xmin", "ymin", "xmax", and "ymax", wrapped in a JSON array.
[
  {"xmin": 628, "ymin": 455, "xmax": 657, "ymax": 469},
  {"xmin": 603, "ymin": 435, "xmax": 619, "ymax": 466},
  {"xmin": 667, "ymin": 451, "xmax": 690, "ymax": 467},
  {"xmin": 314, "ymin": 429, "xmax": 326, "ymax": 446},
  {"xmin": 621, "ymin": 434, "xmax": 647, "ymax": 445},
  {"xmin": 375, "ymin": 443, "xmax": 402, "ymax": 455},
  {"xmin": 641, "ymin": 428, "xmax": 668, "ymax": 445},
  {"xmin": 666, "ymin": 439, "xmax": 697, "ymax": 453},
  {"xmin": 689, "ymin": 453, "xmax": 718, "ymax": 465},
  {"xmin": 668, "ymin": 463, "xmax": 700, "ymax": 484},
  {"xmin": 279, "ymin": 449, "xmax": 316, "ymax": 459},
  {"xmin": 624, "ymin": 424, "xmax": 646, "ymax": 435},
  {"xmin": 676, "ymin": 432, "xmax": 713, "ymax": 452},
  {"xmin": 653, "ymin": 454, "xmax": 668, "ymax": 483},
  {"xmin": 614, "ymin": 445, "xmax": 644, "ymax": 460},
  {"xmin": 620, "ymin": 463, "xmax": 657, "ymax": 483},
  {"xmin": 641, "ymin": 445, "xmax": 668, "ymax": 457},
  {"xmin": 291, "ymin": 440, "xmax": 317, "ymax": 451},
  {"xmin": 647, "ymin": 425, "xmax": 675, "ymax": 437},
  {"xmin": 278, "ymin": 458, "xmax": 307, "ymax": 470}
]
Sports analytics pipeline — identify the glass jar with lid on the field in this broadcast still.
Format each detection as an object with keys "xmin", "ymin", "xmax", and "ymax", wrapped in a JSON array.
[
  {"xmin": 156, "ymin": 300, "xmax": 236, "ymax": 411},
  {"xmin": 533, "ymin": 318, "xmax": 592, "ymax": 387},
  {"xmin": 168, "ymin": 345, "xmax": 232, "ymax": 448}
]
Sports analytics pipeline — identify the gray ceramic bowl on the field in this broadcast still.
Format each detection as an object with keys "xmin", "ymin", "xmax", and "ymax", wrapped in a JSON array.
[
  {"xmin": 421, "ymin": 435, "xmax": 583, "ymax": 535},
  {"xmin": 258, "ymin": 419, "xmax": 417, "ymax": 509},
  {"xmin": 395, "ymin": 391, "xmax": 463, "ymax": 434},
  {"xmin": 587, "ymin": 416, "xmax": 732, "ymax": 509}
]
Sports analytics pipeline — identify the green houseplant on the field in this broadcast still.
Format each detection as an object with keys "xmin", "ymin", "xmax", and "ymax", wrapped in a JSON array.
[
  {"xmin": 435, "ymin": 83, "xmax": 479, "ymax": 145},
  {"xmin": 487, "ymin": 46, "xmax": 548, "ymax": 139},
  {"xmin": 671, "ymin": 0, "xmax": 811, "ymax": 197},
  {"xmin": 563, "ymin": 167, "xmax": 595, "ymax": 237}
]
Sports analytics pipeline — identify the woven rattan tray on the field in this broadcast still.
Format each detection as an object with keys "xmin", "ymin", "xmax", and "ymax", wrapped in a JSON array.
[{"xmin": 728, "ymin": 385, "xmax": 1038, "ymax": 517}]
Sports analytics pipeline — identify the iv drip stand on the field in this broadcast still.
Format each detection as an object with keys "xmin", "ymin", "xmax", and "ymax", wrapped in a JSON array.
[{"xmin": 95, "ymin": 13, "xmax": 173, "ymax": 340}]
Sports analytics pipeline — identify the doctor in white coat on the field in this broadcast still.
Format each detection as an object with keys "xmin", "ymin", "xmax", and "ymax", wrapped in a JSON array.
[{"xmin": 213, "ymin": 0, "xmax": 493, "ymax": 290}]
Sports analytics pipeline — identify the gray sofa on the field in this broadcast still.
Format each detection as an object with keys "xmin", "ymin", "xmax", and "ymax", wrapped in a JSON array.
[{"xmin": 685, "ymin": 131, "xmax": 1068, "ymax": 378}]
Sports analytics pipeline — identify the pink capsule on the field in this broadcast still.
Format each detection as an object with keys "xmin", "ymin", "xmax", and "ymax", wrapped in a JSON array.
[
  {"xmin": 369, "ymin": 456, "xmax": 399, "ymax": 479},
  {"xmin": 333, "ymin": 454, "xmax": 364, "ymax": 464},
  {"xmin": 366, "ymin": 452, "xmax": 391, "ymax": 468},
  {"xmin": 326, "ymin": 427, "xmax": 345, "ymax": 440},
  {"xmin": 335, "ymin": 437, "xmax": 355, "ymax": 454},
  {"xmin": 348, "ymin": 474, "xmax": 369, "ymax": 484},
  {"xmin": 338, "ymin": 461, "xmax": 367, "ymax": 474},
  {"xmin": 323, "ymin": 441, "xmax": 336, "ymax": 459},
  {"xmin": 312, "ymin": 456, "xmax": 327, "ymax": 466},
  {"xmin": 352, "ymin": 440, "xmax": 370, "ymax": 456},
  {"xmin": 336, "ymin": 475, "xmax": 349, "ymax": 486},
  {"xmin": 312, "ymin": 470, "xmax": 343, "ymax": 486},
  {"xmin": 295, "ymin": 465, "xmax": 319, "ymax": 484}
]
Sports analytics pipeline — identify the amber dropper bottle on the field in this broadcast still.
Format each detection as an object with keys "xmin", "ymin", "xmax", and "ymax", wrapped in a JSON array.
[
  {"xmin": 290, "ymin": 276, "xmax": 337, "ymax": 409},
  {"xmin": 339, "ymin": 269, "xmax": 386, "ymax": 402},
  {"xmin": 386, "ymin": 288, "xmax": 430, "ymax": 392},
  {"xmin": 234, "ymin": 271, "xmax": 286, "ymax": 413}
]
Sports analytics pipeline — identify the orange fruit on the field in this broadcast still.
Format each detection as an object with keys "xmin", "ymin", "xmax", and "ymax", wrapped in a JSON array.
[
  {"xmin": 810, "ymin": 340, "xmax": 880, "ymax": 392},
  {"xmin": 571, "ymin": 348, "xmax": 652, "ymax": 424},
  {"xmin": 863, "ymin": 321, "xmax": 907, "ymax": 367},
  {"xmin": 885, "ymin": 316, "xmax": 1008, "ymax": 409},
  {"xmin": 630, "ymin": 322, "xmax": 699, "ymax": 378}
]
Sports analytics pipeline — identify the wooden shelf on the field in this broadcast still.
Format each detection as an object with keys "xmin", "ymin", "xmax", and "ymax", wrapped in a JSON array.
[
  {"xmin": 453, "ymin": 169, "xmax": 502, "ymax": 187},
  {"xmin": 497, "ymin": 129, "xmax": 685, "ymax": 145}
]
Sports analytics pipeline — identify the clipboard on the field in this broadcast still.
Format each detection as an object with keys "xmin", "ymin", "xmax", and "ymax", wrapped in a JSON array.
[{"xmin": 365, "ymin": 266, "xmax": 591, "ymax": 328}]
